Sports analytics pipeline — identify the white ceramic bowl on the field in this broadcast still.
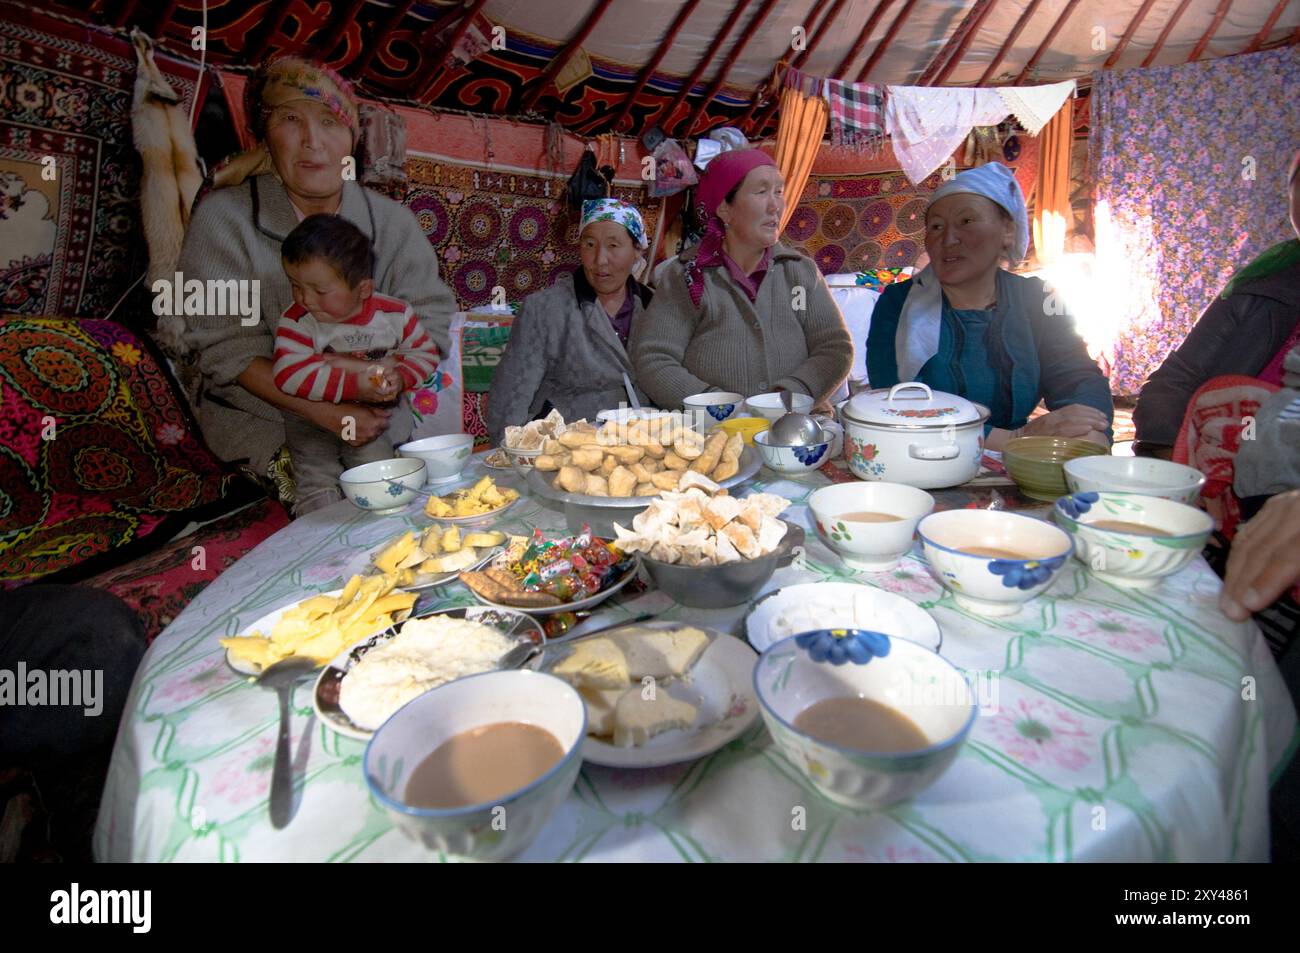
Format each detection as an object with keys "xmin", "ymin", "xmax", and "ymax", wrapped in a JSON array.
[
  {"xmin": 917, "ymin": 510, "xmax": 1073, "ymax": 616},
  {"xmin": 504, "ymin": 445, "xmax": 543, "ymax": 472},
  {"xmin": 753, "ymin": 428, "xmax": 831, "ymax": 475},
  {"xmin": 745, "ymin": 391, "xmax": 814, "ymax": 422},
  {"xmin": 397, "ymin": 434, "xmax": 474, "ymax": 485},
  {"xmin": 808, "ymin": 482, "xmax": 935, "ymax": 572},
  {"xmin": 339, "ymin": 457, "xmax": 426, "ymax": 514},
  {"xmin": 1053, "ymin": 491, "xmax": 1214, "ymax": 588},
  {"xmin": 754, "ymin": 633, "xmax": 975, "ymax": 809},
  {"xmin": 683, "ymin": 391, "xmax": 744, "ymax": 430},
  {"xmin": 1064, "ymin": 456, "xmax": 1206, "ymax": 505},
  {"xmin": 364, "ymin": 670, "xmax": 586, "ymax": 861}
]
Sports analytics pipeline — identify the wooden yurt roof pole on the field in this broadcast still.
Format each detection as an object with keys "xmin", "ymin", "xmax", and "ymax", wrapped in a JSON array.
[
  {"xmin": 834, "ymin": 0, "xmax": 896, "ymax": 77},
  {"xmin": 1016, "ymin": 0, "xmax": 1081, "ymax": 83},
  {"xmin": 404, "ymin": 0, "xmax": 492, "ymax": 97},
  {"xmin": 1141, "ymin": 0, "xmax": 1194, "ymax": 67},
  {"xmin": 1103, "ymin": 0, "xmax": 1159, "ymax": 69},
  {"xmin": 114, "ymin": 0, "xmax": 138, "ymax": 29},
  {"xmin": 919, "ymin": 0, "xmax": 998, "ymax": 87},
  {"xmin": 521, "ymin": 0, "xmax": 617, "ymax": 111},
  {"xmin": 659, "ymin": 0, "xmax": 751, "ymax": 134},
  {"xmin": 977, "ymin": 0, "xmax": 1041, "ymax": 85},
  {"xmin": 679, "ymin": 0, "xmax": 782, "ymax": 136},
  {"xmin": 856, "ymin": 0, "xmax": 920, "ymax": 83},
  {"xmin": 315, "ymin": 0, "xmax": 369, "ymax": 61},
  {"xmin": 1245, "ymin": 0, "xmax": 1291, "ymax": 53},
  {"xmin": 152, "ymin": 1, "xmax": 180, "ymax": 37},
  {"xmin": 750, "ymin": 0, "xmax": 848, "ymax": 134},
  {"xmin": 609, "ymin": 0, "xmax": 703, "ymax": 134},
  {"xmin": 1189, "ymin": 0, "xmax": 1234, "ymax": 61},
  {"xmin": 248, "ymin": 0, "xmax": 297, "ymax": 65},
  {"xmin": 348, "ymin": 0, "xmax": 418, "ymax": 78}
]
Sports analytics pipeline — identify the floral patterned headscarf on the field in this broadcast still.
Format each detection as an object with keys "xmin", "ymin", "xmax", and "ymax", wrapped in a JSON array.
[{"xmin": 580, "ymin": 199, "xmax": 648, "ymax": 249}]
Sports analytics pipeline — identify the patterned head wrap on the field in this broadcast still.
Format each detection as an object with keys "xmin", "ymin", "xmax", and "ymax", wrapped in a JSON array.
[
  {"xmin": 212, "ymin": 56, "xmax": 360, "ymax": 190},
  {"xmin": 684, "ymin": 149, "xmax": 779, "ymax": 308},
  {"xmin": 580, "ymin": 198, "xmax": 648, "ymax": 249}
]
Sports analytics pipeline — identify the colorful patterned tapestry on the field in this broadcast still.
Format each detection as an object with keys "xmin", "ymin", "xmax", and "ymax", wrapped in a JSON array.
[
  {"xmin": 0, "ymin": 5, "xmax": 209, "ymax": 322},
  {"xmin": 404, "ymin": 155, "xmax": 660, "ymax": 310},
  {"xmin": 0, "ymin": 317, "xmax": 261, "ymax": 586},
  {"xmin": 785, "ymin": 143, "xmax": 1040, "ymax": 275},
  {"xmin": 1091, "ymin": 45, "xmax": 1300, "ymax": 395}
]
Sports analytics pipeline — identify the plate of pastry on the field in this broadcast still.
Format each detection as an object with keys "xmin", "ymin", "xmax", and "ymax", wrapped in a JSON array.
[{"xmin": 541, "ymin": 620, "xmax": 760, "ymax": 768}]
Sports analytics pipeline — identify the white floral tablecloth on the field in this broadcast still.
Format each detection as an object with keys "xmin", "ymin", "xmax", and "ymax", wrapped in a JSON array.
[{"xmin": 95, "ymin": 461, "xmax": 1298, "ymax": 862}]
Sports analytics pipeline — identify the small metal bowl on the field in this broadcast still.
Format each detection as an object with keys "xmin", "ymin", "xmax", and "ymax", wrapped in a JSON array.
[{"xmin": 639, "ymin": 520, "xmax": 798, "ymax": 609}]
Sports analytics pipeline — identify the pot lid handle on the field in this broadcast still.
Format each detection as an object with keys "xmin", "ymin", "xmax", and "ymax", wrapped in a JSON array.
[{"xmin": 888, "ymin": 382, "xmax": 933, "ymax": 403}]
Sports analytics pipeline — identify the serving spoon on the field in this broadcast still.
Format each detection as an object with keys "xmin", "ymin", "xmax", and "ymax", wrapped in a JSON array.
[
  {"xmin": 768, "ymin": 389, "xmax": 823, "ymax": 446},
  {"xmin": 259, "ymin": 655, "xmax": 319, "ymax": 829}
]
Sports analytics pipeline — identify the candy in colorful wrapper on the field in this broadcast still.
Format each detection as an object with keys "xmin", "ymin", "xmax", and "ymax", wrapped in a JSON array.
[
  {"xmin": 540, "ymin": 558, "xmax": 573, "ymax": 581},
  {"xmin": 574, "ymin": 525, "xmax": 593, "ymax": 549}
]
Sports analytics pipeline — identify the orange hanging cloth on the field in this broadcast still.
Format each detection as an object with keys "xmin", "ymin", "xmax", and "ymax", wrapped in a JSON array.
[
  {"xmin": 1032, "ymin": 100, "xmax": 1073, "ymax": 266},
  {"xmin": 772, "ymin": 69, "xmax": 829, "ymax": 233}
]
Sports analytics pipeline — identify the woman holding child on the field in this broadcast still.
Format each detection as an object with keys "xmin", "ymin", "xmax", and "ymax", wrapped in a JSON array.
[{"xmin": 180, "ymin": 56, "xmax": 456, "ymax": 515}]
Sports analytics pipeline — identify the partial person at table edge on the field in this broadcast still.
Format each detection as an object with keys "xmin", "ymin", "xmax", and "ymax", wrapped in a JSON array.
[
  {"xmin": 486, "ymin": 199, "xmax": 652, "ymax": 445},
  {"xmin": 629, "ymin": 149, "xmax": 853, "ymax": 411},
  {"xmin": 866, "ymin": 162, "xmax": 1113, "ymax": 452},
  {"xmin": 178, "ymin": 55, "xmax": 457, "ymax": 492},
  {"xmin": 1133, "ymin": 148, "xmax": 1300, "ymax": 459}
]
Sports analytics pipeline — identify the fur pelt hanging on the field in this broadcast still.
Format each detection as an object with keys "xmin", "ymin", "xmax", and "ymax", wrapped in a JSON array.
[{"xmin": 130, "ymin": 27, "xmax": 203, "ymax": 358}]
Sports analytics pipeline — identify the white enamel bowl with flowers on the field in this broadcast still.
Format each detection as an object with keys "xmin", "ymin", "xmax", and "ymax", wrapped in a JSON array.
[
  {"xmin": 808, "ymin": 482, "xmax": 935, "ymax": 572},
  {"xmin": 339, "ymin": 457, "xmax": 426, "ymax": 514},
  {"xmin": 916, "ymin": 510, "xmax": 1073, "ymax": 616},
  {"xmin": 754, "ymin": 632, "xmax": 976, "ymax": 809},
  {"xmin": 753, "ymin": 428, "xmax": 832, "ymax": 475},
  {"xmin": 1053, "ymin": 491, "xmax": 1214, "ymax": 588}
]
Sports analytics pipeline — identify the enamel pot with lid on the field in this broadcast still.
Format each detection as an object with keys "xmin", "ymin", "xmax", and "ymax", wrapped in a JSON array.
[{"xmin": 839, "ymin": 383, "xmax": 990, "ymax": 489}]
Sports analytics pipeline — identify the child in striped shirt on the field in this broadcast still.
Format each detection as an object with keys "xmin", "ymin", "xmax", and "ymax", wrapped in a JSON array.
[{"xmin": 274, "ymin": 214, "xmax": 441, "ymax": 515}]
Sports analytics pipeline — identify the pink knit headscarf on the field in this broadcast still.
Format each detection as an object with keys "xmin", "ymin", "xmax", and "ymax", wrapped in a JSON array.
[{"xmin": 684, "ymin": 149, "xmax": 778, "ymax": 308}]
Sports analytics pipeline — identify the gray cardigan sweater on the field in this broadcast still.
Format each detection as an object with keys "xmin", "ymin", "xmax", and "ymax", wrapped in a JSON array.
[
  {"xmin": 630, "ymin": 242, "xmax": 853, "ymax": 410},
  {"xmin": 178, "ymin": 175, "xmax": 457, "ymax": 473},
  {"xmin": 486, "ymin": 271, "xmax": 651, "ymax": 445}
]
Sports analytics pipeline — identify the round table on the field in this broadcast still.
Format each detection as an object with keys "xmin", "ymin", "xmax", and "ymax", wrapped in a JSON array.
[{"xmin": 95, "ymin": 460, "xmax": 1298, "ymax": 862}]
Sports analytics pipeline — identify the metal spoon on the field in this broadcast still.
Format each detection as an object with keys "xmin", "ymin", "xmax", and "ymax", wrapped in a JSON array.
[
  {"xmin": 768, "ymin": 389, "xmax": 823, "ymax": 446},
  {"xmin": 259, "ymin": 655, "xmax": 319, "ymax": 829},
  {"xmin": 497, "ymin": 640, "xmax": 543, "ymax": 670}
]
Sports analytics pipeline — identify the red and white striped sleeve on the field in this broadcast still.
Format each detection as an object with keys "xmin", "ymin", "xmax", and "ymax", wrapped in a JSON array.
[
  {"xmin": 388, "ymin": 304, "xmax": 442, "ymax": 389},
  {"xmin": 273, "ymin": 308, "xmax": 357, "ymax": 402}
]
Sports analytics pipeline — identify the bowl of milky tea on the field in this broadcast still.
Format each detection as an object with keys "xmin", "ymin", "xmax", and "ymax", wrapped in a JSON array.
[
  {"xmin": 916, "ymin": 509, "xmax": 1074, "ymax": 616},
  {"xmin": 1053, "ymin": 491, "xmax": 1213, "ymax": 588},
  {"xmin": 364, "ymin": 669, "xmax": 586, "ymax": 861},
  {"xmin": 808, "ymin": 482, "xmax": 936, "ymax": 572},
  {"xmin": 754, "ymin": 632, "xmax": 976, "ymax": 809}
]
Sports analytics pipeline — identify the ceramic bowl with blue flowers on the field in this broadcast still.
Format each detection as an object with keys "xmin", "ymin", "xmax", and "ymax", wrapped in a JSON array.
[
  {"xmin": 754, "ymin": 633, "xmax": 976, "ymax": 809},
  {"xmin": 917, "ymin": 509, "xmax": 1073, "ymax": 616},
  {"xmin": 339, "ymin": 457, "xmax": 427, "ymax": 515},
  {"xmin": 753, "ymin": 428, "xmax": 831, "ymax": 475},
  {"xmin": 1053, "ymin": 491, "xmax": 1213, "ymax": 588},
  {"xmin": 365, "ymin": 670, "xmax": 586, "ymax": 861},
  {"xmin": 683, "ymin": 391, "xmax": 744, "ymax": 430}
]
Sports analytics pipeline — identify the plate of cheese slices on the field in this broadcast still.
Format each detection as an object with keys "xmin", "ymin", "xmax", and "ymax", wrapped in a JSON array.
[
  {"xmin": 540, "ymin": 620, "xmax": 760, "ymax": 768},
  {"xmin": 349, "ymin": 525, "xmax": 511, "ymax": 591}
]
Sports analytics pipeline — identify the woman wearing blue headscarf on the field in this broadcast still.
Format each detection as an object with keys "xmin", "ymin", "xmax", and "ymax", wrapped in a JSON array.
[{"xmin": 866, "ymin": 162, "xmax": 1113, "ymax": 450}]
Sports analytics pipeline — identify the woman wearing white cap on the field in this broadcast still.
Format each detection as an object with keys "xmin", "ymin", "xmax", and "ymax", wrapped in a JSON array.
[
  {"xmin": 486, "ymin": 199, "xmax": 653, "ymax": 443},
  {"xmin": 866, "ymin": 162, "xmax": 1112, "ymax": 450}
]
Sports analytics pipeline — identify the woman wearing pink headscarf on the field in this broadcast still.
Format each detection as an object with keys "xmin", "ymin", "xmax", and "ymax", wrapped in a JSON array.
[{"xmin": 630, "ymin": 150, "xmax": 852, "ymax": 409}]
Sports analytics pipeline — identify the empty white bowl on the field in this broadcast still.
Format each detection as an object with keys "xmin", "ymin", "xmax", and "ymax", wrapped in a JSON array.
[
  {"xmin": 808, "ymin": 482, "xmax": 935, "ymax": 572},
  {"xmin": 339, "ymin": 457, "xmax": 426, "ymax": 514},
  {"xmin": 1064, "ymin": 456, "xmax": 1206, "ymax": 505},
  {"xmin": 1053, "ymin": 491, "xmax": 1214, "ymax": 588},
  {"xmin": 754, "ymin": 634, "xmax": 975, "ymax": 809},
  {"xmin": 917, "ymin": 510, "xmax": 1073, "ymax": 616},
  {"xmin": 683, "ymin": 392, "xmax": 744, "ymax": 430},
  {"xmin": 745, "ymin": 391, "xmax": 814, "ymax": 422},
  {"xmin": 397, "ymin": 434, "xmax": 474, "ymax": 485},
  {"xmin": 753, "ymin": 428, "xmax": 831, "ymax": 475},
  {"xmin": 364, "ymin": 670, "xmax": 586, "ymax": 861}
]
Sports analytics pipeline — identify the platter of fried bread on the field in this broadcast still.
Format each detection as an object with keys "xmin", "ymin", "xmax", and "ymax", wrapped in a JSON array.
[
  {"xmin": 541, "ymin": 620, "xmax": 760, "ymax": 767},
  {"xmin": 524, "ymin": 416, "xmax": 761, "ymax": 506},
  {"xmin": 220, "ymin": 575, "xmax": 417, "ymax": 676},
  {"xmin": 422, "ymin": 475, "xmax": 520, "ymax": 523},
  {"xmin": 350, "ymin": 524, "xmax": 511, "ymax": 590}
]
